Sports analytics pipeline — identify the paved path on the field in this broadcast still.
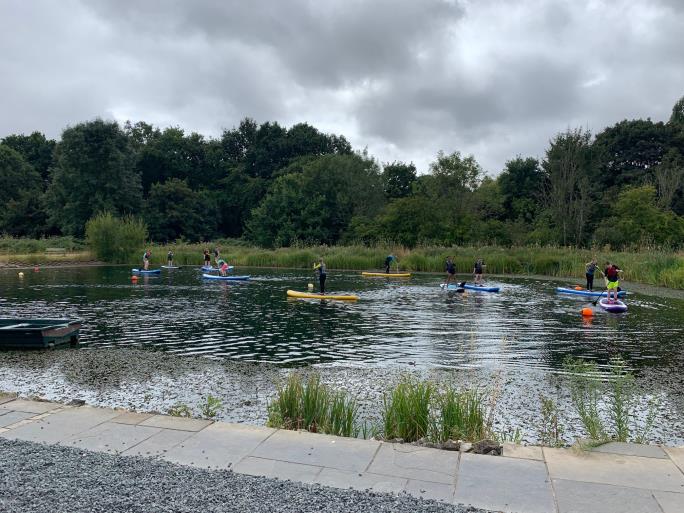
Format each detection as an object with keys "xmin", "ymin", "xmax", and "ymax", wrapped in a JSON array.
[{"xmin": 1, "ymin": 396, "xmax": 683, "ymax": 513}]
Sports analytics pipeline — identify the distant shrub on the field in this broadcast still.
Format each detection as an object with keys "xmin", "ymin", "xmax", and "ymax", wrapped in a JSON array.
[{"xmin": 85, "ymin": 212, "xmax": 147, "ymax": 263}]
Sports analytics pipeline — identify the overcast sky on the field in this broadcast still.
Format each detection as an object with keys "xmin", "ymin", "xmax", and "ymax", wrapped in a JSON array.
[{"xmin": 1, "ymin": 0, "xmax": 683, "ymax": 174}]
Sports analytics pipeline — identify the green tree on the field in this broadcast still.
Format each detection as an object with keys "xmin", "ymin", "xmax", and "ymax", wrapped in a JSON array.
[
  {"xmin": 85, "ymin": 212, "xmax": 148, "ymax": 263},
  {"xmin": 246, "ymin": 154, "xmax": 384, "ymax": 246},
  {"xmin": 46, "ymin": 119, "xmax": 142, "ymax": 236},
  {"xmin": 145, "ymin": 179, "xmax": 215, "ymax": 242},
  {"xmin": 1, "ymin": 132, "xmax": 56, "ymax": 185},
  {"xmin": 670, "ymin": 95, "xmax": 684, "ymax": 126},
  {"xmin": 498, "ymin": 157, "xmax": 543, "ymax": 222},
  {"xmin": 382, "ymin": 161, "xmax": 417, "ymax": 199},
  {"xmin": 0, "ymin": 145, "xmax": 47, "ymax": 236}
]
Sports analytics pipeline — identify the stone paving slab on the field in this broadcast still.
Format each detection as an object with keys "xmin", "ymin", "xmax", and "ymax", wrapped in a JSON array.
[
  {"xmin": 665, "ymin": 447, "xmax": 684, "ymax": 473},
  {"xmin": 404, "ymin": 479, "xmax": 456, "ymax": 503},
  {"xmin": 456, "ymin": 452, "xmax": 555, "ymax": 513},
  {"xmin": 251, "ymin": 429, "xmax": 380, "ymax": 473},
  {"xmin": 366, "ymin": 443, "xmax": 458, "ymax": 484},
  {"xmin": 62, "ymin": 422, "xmax": 162, "ymax": 454},
  {"xmin": 162, "ymin": 422, "xmax": 275, "ymax": 470},
  {"xmin": 0, "ymin": 399, "xmax": 60, "ymax": 414},
  {"xmin": 503, "ymin": 442, "xmax": 544, "ymax": 461},
  {"xmin": 233, "ymin": 456, "xmax": 322, "ymax": 483},
  {"xmin": 139, "ymin": 414, "xmax": 213, "ymax": 432},
  {"xmin": 553, "ymin": 479, "xmax": 663, "ymax": 513},
  {"xmin": 0, "ymin": 394, "xmax": 18, "ymax": 405},
  {"xmin": 653, "ymin": 490, "xmax": 684, "ymax": 513},
  {"xmin": 315, "ymin": 467, "xmax": 407, "ymax": 494},
  {"xmin": 0, "ymin": 410, "xmax": 35, "ymax": 428},
  {"xmin": 110, "ymin": 411, "xmax": 154, "ymax": 425},
  {"xmin": 0, "ymin": 406, "xmax": 120, "ymax": 444},
  {"xmin": 591, "ymin": 441, "xmax": 668, "ymax": 459},
  {"xmin": 544, "ymin": 447, "xmax": 684, "ymax": 493},
  {"xmin": 121, "ymin": 427, "xmax": 195, "ymax": 457}
]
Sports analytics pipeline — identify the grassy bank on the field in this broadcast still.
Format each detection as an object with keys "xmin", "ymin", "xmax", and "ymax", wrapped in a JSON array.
[
  {"xmin": 145, "ymin": 242, "xmax": 684, "ymax": 289},
  {"xmin": 2, "ymin": 236, "xmax": 683, "ymax": 289}
]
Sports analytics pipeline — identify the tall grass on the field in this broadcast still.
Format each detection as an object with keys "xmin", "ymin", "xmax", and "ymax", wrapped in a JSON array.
[
  {"xmin": 0, "ymin": 235, "xmax": 84, "ymax": 254},
  {"xmin": 381, "ymin": 378, "xmax": 434, "ymax": 442},
  {"xmin": 85, "ymin": 212, "xmax": 147, "ymax": 263},
  {"xmin": 267, "ymin": 373, "xmax": 359, "ymax": 437},
  {"xmin": 434, "ymin": 388, "xmax": 488, "ymax": 443}
]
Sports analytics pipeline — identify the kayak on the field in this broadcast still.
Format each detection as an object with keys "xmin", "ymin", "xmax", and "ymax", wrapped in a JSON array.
[
  {"xmin": 361, "ymin": 272, "xmax": 411, "ymax": 278},
  {"xmin": 287, "ymin": 290, "xmax": 358, "ymax": 301},
  {"xmin": 202, "ymin": 265, "xmax": 233, "ymax": 272},
  {"xmin": 161, "ymin": 265, "xmax": 179, "ymax": 269},
  {"xmin": 557, "ymin": 287, "xmax": 626, "ymax": 298},
  {"xmin": 598, "ymin": 298, "xmax": 628, "ymax": 313},
  {"xmin": 202, "ymin": 274, "xmax": 249, "ymax": 281},
  {"xmin": 132, "ymin": 269, "xmax": 161, "ymax": 274}
]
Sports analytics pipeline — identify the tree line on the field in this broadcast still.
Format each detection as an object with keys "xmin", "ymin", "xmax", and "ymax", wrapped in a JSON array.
[{"xmin": 1, "ymin": 96, "xmax": 683, "ymax": 249}]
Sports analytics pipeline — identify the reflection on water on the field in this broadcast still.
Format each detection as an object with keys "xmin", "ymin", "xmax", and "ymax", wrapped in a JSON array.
[{"xmin": 1, "ymin": 266, "xmax": 682, "ymax": 371}]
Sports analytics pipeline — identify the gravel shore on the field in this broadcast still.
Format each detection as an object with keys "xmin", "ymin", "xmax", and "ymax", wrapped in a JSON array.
[
  {"xmin": 0, "ymin": 438, "xmax": 487, "ymax": 513},
  {"xmin": 0, "ymin": 347, "xmax": 682, "ymax": 446}
]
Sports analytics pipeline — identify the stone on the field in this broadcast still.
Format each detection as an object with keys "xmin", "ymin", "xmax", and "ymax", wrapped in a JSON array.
[
  {"xmin": 553, "ymin": 478, "xmax": 663, "ymax": 513},
  {"xmin": 110, "ymin": 411, "xmax": 155, "ymax": 425},
  {"xmin": 591, "ymin": 442, "xmax": 668, "ymax": 459},
  {"xmin": 0, "ymin": 399, "xmax": 60, "ymax": 414},
  {"xmin": 404, "ymin": 479, "xmax": 456, "ymax": 503},
  {"xmin": 442, "ymin": 440, "xmax": 460, "ymax": 451},
  {"xmin": 503, "ymin": 443, "xmax": 544, "ymax": 461},
  {"xmin": 664, "ymin": 447, "xmax": 684, "ymax": 474},
  {"xmin": 472, "ymin": 439, "xmax": 502, "ymax": 455},
  {"xmin": 62, "ymin": 422, "xmax": 161, "ymax": 454},
  {"xmin": 0, "ymin": 411, "xmax": 34, "ymax": 428},
  {"xmin": 653, "ymin": 491, "xmax": 684, "ymax": 513},
  {"xmin": 455, "ymin": 452, "xmax": 555, "ymax": 513},
  {"xmin": 121, "ymin": 428, "xmax": 194, "ymax": 457},
  {"xmin": 366, "ymin": 443, "xmax": 458, "ymax": 484}
]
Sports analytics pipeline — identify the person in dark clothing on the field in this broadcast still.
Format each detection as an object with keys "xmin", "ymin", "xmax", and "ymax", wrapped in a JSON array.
[
  {"xmin": 384, "ymin": 255, "xmax": 397, "ymax": 274},
  {"xmin": 585, "ymin": 259, "xmax": 598, "ymax": 290},
  {"xmin": 314, "ymin": 259, "xmax": 327, "ymax": 294},
  {"xmin": 203, "ymin": 249, "xmax": 211, "ymax": 267},
  {"xmin": 473, "ymin": 259, "xmax": 485, "ymax": 285},
  {"xmin": 445, "ymin": 256, "xmax": 456, "ymax": 286}
]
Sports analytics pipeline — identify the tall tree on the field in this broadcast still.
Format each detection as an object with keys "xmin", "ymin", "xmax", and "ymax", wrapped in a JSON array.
[
  {"xmin": 47, "ymin": 119, "xmax": 142, "ymax": 236},
  {"xmin": 1, "ymin": 132, "xmax": 56, "ymax": 185},
  {"xmin": 0, "ymin": 145, "xmax": 46, "ymax": 236},
  {"xmin": 382, "ymin": 161, "xmax": 417, "ymax": 199},
  {"xmin": 498, "ymin": 157, "xmax": 543, "ymax": 222},
  {"xmin": 542, "ymin": 129, "xmax": 594, "ymax": 245}
]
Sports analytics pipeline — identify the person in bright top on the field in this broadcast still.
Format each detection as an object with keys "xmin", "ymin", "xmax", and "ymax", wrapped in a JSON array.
[
  {"xmin": 585, "ymin": 259, "xmax": 598, "ymax": 291},
  {"xmin": 601, "ymin": 261, "xmax": 623, "ymax": 302},
  {"xmin": 218, "ymin": 259, "xmax": 230, "ymax": 277},
  {"xmin": 142, "ymin": 249, "xmax": 151, "ymax": 270},
  {"xmin": 313, "ymin": 259, "xmax": 327, "ymax": 294}
]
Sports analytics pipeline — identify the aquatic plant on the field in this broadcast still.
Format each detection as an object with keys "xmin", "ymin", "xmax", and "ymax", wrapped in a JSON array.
[
  {"xmin": 381, "ymin": 378, "xmax": 433, "ymax": 443},
  {"xmin": 200, "ymin": 395, "xmax": 223, "ymax": 419},
  {"xmin": 538, "ymin": 395, "xmax": 565, "ymax": 447},
  {"xmin": 168, "ymin": 403, "xmax": 192, "ymax": 418},
  {"xmin": 564, "ymin": 357, "xmax": 606, "ymax": 442},
  {"xmin": 434, "ymin": 387, "xmax": 488, "ymax": 443}
]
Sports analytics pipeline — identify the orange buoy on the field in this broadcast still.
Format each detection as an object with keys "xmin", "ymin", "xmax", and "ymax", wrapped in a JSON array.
[
  {"xmin": 131, "ymin": 275, "xmax": 139, "ymax": 283},
  {"xmin": 581, "ymin": 307, "xmax": 593, "ymax": 317},
  {"xmin": 574, "ymin": 286, "xmax": 582, "ymax": 290}
]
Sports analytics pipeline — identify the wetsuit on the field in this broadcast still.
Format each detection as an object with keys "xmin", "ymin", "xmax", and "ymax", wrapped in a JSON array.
[
  {"xmin": 384, "ymin": 256, "xmax": 394, "ymax": 273},
  {"xmin": 317, "ymin": 263, "xmax": 327, "ymax": 294},
  {"xmin": 585, "ymin": 263, "xmax": 597, "ymax": 290}
]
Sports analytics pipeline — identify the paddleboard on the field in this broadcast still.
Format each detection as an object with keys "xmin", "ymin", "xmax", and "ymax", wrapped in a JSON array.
[
  {"xmin": 598, "ymin": 298, "xmax": 628, "ymax": 313},
  {"xmin": 440, "ymin": 283, "xmax": 500, "ymax": 292},
  {"xmin": 161, "ymin": 265, "xmax": 179, "ymax": 269},
  {"xmin": 287, "ymin": 290, "xmax": 358, "ymax": 301},
  {"xmin": 201, "ymin": 265, "xmax": 233, "ymax": 272},
  {"xmin": 361, "ymin": 272, "xmax": 411, "ymax": 277},
  {"xmin": 440, "ymin": 283, "xmax": 465, "ymax": 292},
  {"xmin": 132, "ymin": 269, "xmax": 161, "ymax": 274},
  {"xmin": 556, "ymin": 287, "xmax": 626, "ymax": 297},
  {"xmin": 202, "ymin": 274, "xmax": 249, "ymax": 281}
]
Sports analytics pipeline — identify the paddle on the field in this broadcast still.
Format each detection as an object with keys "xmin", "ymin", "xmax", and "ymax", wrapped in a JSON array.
[{"xmin": 592, "ymin": 276, "xmax": 610, "ymax": 306}]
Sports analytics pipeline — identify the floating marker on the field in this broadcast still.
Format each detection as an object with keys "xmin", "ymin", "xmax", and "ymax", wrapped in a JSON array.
[{"xmin": 581, "ymin": 307, "xmax": 593, "ymax": 317}]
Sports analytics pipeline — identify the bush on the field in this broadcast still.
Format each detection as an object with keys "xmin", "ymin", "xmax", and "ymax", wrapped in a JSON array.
[{"xmin": 85, "ymin": 212, "xmax": 148, "ymax": 263}]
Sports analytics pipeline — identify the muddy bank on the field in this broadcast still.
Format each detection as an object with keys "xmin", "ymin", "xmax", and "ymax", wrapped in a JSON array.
[{"xmin": 0, "ymin": 348, "xmax": 682, "ymax": 446}]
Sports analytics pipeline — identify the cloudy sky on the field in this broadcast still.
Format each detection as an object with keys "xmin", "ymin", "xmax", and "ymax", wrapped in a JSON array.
[{"xmin": 1, "ymin": 0, "xmax": 683, "ymax": 174}]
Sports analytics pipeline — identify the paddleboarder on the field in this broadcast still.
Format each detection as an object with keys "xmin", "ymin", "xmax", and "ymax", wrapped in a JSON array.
[
  {"xmin": 585, "ymin": 259, "xmax": 598, "ymax": 291},
  {"xmin": 445, "ymin": 256, "xmax": 456, "ymax": 286},
  {"xmin": 203, "ymin": 249, "xmax": 211, "ymax": 268},
  {"xmin": 167, "ymin": 250, "xmax": 174, "ymax": 267},
  {"xmin": 384, "ymin": 255, "xmax": 397, "ymax": 274},
  {"xmin": 601, "ymin": 261, "xmax": 622, "ymax": 303},
  {"xmin": 473, "ymin": 259, "xmax": 485, "ymax": 285},
  {"xmin": 313, "ymin": 259, "xmax": 327, "ymax": 294},
  {"xmin": 213, "ymin": 247, "xmax": 220, "ymax": 265},
  {"xmin": 218, "ymin": 259, "xmax": 229, "ymax": 277},
  {"xmin": 142, "ymin": 249, "xmax": 151, "ymax": 270}
]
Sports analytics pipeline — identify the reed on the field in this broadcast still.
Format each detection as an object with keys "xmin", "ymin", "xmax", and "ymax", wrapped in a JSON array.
[
  {"xmin": 433, "ymin": 387, "xmax": 488, "ymax": 443},
  {"xmin": 381, "ymin": 378, "xmax": 434, "ymax": 442},
  {"xmin": 564, "ymin": 357, "xmax": 607, "ymax": 442}
]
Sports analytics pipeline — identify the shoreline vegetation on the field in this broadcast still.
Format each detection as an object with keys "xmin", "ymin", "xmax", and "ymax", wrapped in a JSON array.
[{"xmin": 1, "ymin": 236, "xmax": 683, "ymax": 289}]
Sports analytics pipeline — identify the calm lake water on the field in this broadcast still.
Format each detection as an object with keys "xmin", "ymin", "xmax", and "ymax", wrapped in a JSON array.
[{"xmin": 1, "ymin": 266, "xmax": 682, "ymax": 372}]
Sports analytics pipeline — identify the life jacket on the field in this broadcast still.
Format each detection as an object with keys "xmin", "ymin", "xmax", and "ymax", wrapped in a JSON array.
[{"xmin": 606, "ymin": 266, "xmax": 618, "ymax": 281}]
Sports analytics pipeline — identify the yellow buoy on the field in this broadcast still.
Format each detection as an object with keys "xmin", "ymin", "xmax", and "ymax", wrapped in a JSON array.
[
  {"xmin": 581, "ymin": 307, "xmax": 593, "ymax": 317},
  {"xmin": 307, "ymin": 283, "xmax": 314, "ymax": 290},
  {"xmin": 18, "ymin": 272, "xmax": 24, "ymax": 278}
]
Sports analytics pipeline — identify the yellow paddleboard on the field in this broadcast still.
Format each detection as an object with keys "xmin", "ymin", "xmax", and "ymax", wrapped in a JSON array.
[
  {"xmin": 361, "ymin": 272, "xmax": 411, "ymax": 277},
  {"xmin": 286, "ymin": 290, "xmax": 359, "ymax": 301}
]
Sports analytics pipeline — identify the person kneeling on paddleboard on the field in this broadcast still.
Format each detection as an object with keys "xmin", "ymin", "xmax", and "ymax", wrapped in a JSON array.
[
  {"xmin": 313, "ymin": 259, "xmax": 327, "ymax": 294},
  {"xmin": 143, "ymin": 249, "xmax": 151, "ymax": 270},
  {"xmin": 218, "ymin": 259, "xmax": 229, "ymax": 277},
  {"xmin": 601, "ymin": 262, "xmax": 622, "ymax": 303}
]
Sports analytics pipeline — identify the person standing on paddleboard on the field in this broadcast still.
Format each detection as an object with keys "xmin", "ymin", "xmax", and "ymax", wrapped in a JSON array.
[
  {"xmin": 213, "ymin": 247, "xmax": 220, "ymax": 266},
  {"xmin": 585, "ymin": 259, "xmax": 598, "ymax": 291},
  {"xmin": 167, "ymin": 250, "xmax": 174, "ymax": 267},
  {"xmin": 473, "ymin": 259, "xmax": 485, "ymax": 285},
  {"xmin": 445, "ymin": 256, "xmax": 456, "ymax": 287},
  {"xmin": 314, "ymin": 259, "xmax": 327, "ymax": 294},
  {"xmin": 203, "ymin": 249, "xmax": 211, "ymax": 268},
  {"xmin": 384, "ymin": 255, "xmax": 397, "ymax": 274},
  {"xmin": 601, "ymin": 261, "xmax": 622, "ymax": 303},
  {"xmin": 142, "ymin": 249, "xmax": 151, "ymax": 270}
]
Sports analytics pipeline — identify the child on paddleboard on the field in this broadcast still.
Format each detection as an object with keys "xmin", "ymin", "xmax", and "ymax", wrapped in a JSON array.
[
  {"xmin": 218, "ymin": 259, "xmax": 229, "ymax": 277},
  {"xmin": 142, "ymin": 249, "xmax": 151, "ymax": 270},
  {"xmin": 445, "ymin": 256, "xmax": 456, "ymax": 286},
  {"xmin": 473, "ymin": 259, "xmax": 485, "ymax": 285},
  {"xmin": 167, "ymin": 251, "xmax": 174, "ymax": 267},
  {"xmin": 601, "ymin": 261, "xmax": 622, "ymax": 303},
  {"xmin": 203, "ymin": 249, "xmax": 211, "ymax": 268}
]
